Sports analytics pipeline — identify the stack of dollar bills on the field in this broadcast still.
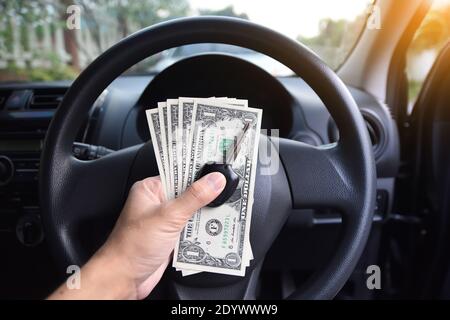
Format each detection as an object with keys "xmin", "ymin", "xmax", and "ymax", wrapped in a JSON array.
[{"xmin": 146, "ymin": 97, "xmax": 262, "ymax": 276}]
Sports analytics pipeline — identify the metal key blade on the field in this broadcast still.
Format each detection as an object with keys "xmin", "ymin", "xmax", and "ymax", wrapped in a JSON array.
[{"xmin": 225, "ymin": 121, "xmax": 251, "ymax": 165}]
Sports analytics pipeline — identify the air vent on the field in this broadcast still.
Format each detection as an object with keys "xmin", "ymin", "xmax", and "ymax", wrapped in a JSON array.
[
  {"xmin": 0, "ymin": 90, "xmax": 12, "ymax": 110},
  {"xmin": 361, "ymin": 112, "xmax": 386, "ymax": 159},
  {"xmin": 327, "ymin": 111, "xmax": 386, "ymax": 159},
  {"xmin": 29, "ymin": 88, "xmax": 67, "ymax": 109}
]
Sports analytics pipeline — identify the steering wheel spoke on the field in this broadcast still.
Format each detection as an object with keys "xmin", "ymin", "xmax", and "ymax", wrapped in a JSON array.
[
  {"xmin": 41, "ymin": 144, "xmax": 141, "ymax": 265},
  {"xmin": 277, "ymin": 138, "xmax": 359, "ymax": 216}
]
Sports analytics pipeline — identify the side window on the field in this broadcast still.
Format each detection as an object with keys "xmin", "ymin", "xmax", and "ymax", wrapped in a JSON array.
[{"xmin": 405, "ymin": 0, "xmax": 450, "ymax": 111}]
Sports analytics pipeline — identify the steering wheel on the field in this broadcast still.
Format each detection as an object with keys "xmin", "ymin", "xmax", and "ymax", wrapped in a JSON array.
[{"xmin": 40, "ymin": 17, "xmax": 376, "ymax": 300}]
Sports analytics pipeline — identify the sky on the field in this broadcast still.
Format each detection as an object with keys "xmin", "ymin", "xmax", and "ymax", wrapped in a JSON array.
[{"xmin": 189, "ymin": 0, "xmax": 373, "ymax": 38}]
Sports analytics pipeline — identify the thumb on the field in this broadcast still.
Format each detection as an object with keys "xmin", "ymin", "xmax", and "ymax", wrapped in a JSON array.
[{"xmin": 160, "ymin": 172, "xmax": 226, "ymax": 229}]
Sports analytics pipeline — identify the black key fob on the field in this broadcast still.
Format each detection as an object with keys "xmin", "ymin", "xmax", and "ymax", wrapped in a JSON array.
[{"xmin": 195, "ymin": 162, "xmax": 239, "ymax": 207}]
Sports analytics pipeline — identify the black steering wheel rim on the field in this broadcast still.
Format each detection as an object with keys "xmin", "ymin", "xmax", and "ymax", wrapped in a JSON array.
[{"xmin": 40, "ymin": 16, "xmax": 376, "ymax": 300}]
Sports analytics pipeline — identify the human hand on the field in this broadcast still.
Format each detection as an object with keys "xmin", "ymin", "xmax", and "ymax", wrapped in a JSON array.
[
  {"xmin": 102, "ymin": 172, "xmax": 226, "ymax": 299},
  {"xmin": 48, "ymin": 172, "xmax": 226, "ymax": 300}
]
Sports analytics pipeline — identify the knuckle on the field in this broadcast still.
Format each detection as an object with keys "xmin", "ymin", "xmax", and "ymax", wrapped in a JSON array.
[
  {"xmin": 130, "ymin": 178, "xmax": 158, "ymax": 196},
  {"xmin": 130, "ymin": 180, "xmax": 146, "ymax": 193}
]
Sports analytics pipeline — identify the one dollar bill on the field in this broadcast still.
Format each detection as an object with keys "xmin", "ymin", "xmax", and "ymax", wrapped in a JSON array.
[{"xmin": 172, "ymin": 100, "xmax": 262, "ymax": 276}]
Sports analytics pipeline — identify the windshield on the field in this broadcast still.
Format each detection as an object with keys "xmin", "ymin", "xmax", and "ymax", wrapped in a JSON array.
[{"xmin": 0, "ymin": 0, "xmax": 372, "ymax": 82}]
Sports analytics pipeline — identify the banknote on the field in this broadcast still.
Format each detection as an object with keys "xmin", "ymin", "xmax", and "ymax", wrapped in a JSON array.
[
  {"xmin": 178, "ymin": 98, "xmax": 195, "ymax": 192},
  {"xmin": 145, "ymin": 108, "xmax": 169, "ymax": 198},
  {"xmin": 173, "ymin": 100, "xmax": 262, "ymax": 276},
  {"xmin": 147, "ymin": 97, "xmax": 261, "ymax": 276},
  {"xmin": 175, "ymin": 97, "xmax": 252, "ymax": 276},
  {"xmin": 158, "ymin": 102, "xmax": 173, "ymax": 198},
  {"xmin": 178, "ymin": 97, "xmax": 248, "ymax": 192},
  {"xmin": 167, "ymin": 99, "xmax": 181, "ymax": 198}
]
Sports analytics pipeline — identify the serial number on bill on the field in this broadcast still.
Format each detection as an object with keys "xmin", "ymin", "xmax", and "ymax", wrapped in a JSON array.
[{"xmin": 171, "ymin": 304, "xmax": 278, "ymax": 317}]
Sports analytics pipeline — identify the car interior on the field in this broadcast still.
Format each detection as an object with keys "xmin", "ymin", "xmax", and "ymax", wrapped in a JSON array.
[{"xmin": 0, "ymin": 0, "xmax": 449, "ymax": 300}]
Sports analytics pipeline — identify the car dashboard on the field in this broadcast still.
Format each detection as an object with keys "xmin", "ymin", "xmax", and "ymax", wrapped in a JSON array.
[{"xmin": 0, "ymin": 74, "xmax": 400, "ymax": 299}]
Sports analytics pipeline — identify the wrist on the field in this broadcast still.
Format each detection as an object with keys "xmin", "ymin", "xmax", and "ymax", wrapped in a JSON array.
[
  {"xmin": 87, "ymin": 244, "xmax": 138, "ymax": 300},
  {"xmin": 47, "ymin": 246, "xmax": 137, "ymax": 300}
]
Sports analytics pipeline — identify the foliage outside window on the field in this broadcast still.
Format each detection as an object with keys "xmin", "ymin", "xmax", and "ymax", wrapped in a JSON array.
[
  {"xmin": 406, "ymin": 0, "xmax": 450, "ymax": 108},
  {"xmin": 0, "ymin": 0, "xmax": 371, "ymax": 82}
]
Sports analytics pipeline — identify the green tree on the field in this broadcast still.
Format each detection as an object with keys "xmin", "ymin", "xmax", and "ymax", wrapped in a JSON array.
[
  {"xmin": 72, "ymin": 0, "xmax": 190, "ymax": 70},
  {"xmin": 78, "ymin": 0, "xmax": 190, "ymax": 40},
  {"xmin": 0, "ymin": 0, "xmax": 191, "ymax": 81},
  {"xmin": 0, "ymin": 0, "xmax": 59, "ymax": 51},
  {"xmin": 298, "ymin": 19, "xmax": 348, "ymax": 48},
  {"xmin": 297, "ymin": 15, "xmax": 365, "ymax": 69}
]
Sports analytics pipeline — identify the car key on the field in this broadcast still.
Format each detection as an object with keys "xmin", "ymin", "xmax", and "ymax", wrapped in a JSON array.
[{"xmin": 196, "ymin": 122, "xmax": 250, "ymax": 207}]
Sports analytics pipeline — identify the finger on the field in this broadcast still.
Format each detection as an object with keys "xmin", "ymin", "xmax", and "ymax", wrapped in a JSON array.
[
  {"xmin": 139, "ymin": 176, "xmax": 166, "ymax": 202},
  {"xmin": 160, "ymin": 172, "xmax": 226, "ymax": 227},
  {"xmin": 124, "ymin": 176, "xmax": 164, "ymax": 213}
]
